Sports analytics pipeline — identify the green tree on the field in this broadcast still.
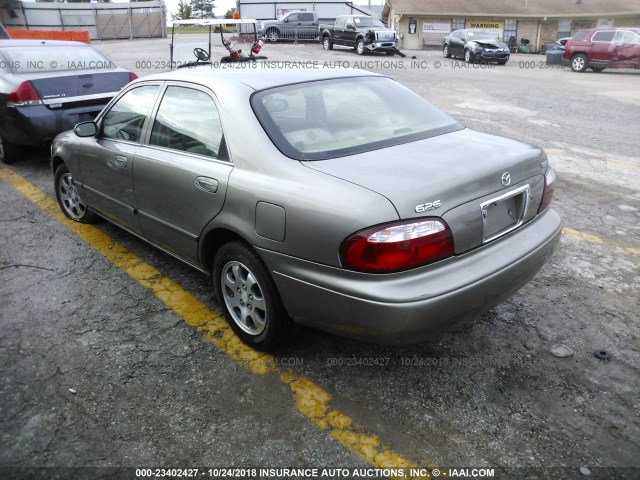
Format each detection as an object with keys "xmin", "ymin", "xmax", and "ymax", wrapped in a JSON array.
[
  {"xmin": 173, "ymin": 0, "xmax": 192, "ymax": 20},
  {"xmin": 224, "ymin": 9, "xmax": 234, "ymax": 19},
  {"xmin": 190, "ymin": 0, "xmax": 214, "ymax": 19}
]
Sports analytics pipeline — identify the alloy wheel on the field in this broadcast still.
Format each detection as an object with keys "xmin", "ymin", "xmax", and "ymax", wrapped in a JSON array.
[{"xmin": 221, "ymin": 260, "xmax": 268, "ymax": 335}]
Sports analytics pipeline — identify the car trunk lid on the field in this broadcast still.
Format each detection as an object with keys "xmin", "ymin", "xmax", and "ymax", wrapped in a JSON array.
[
  {"xmin": 25, "ymin": 70, "xmax": 131, "ymax": 108},
  {"xmin": 302, "ymin": 128, "xmax": 548, "ymax": 253}
]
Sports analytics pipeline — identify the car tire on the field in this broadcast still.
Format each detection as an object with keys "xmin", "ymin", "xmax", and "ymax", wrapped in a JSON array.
[
  {"xmin": 443, "ymin": 45, "xmax": 451, "ymax": 58},
  {"xmin": 570, "ymin": 54, "xmax": 588, "ymax": 72},
  {"xmin": 267, "ymin": 29, "xmax": 279, "ymax": 42},
  {"xmin": 323, "ymin": 36, "xmax": 333, "ymax": 50},
  {"xmin": 0, "ymin": 134, "xmax": 22, "ymax": 164},
  {"xmin": 356, "ymin": 38, "xmax": 366, "ymax": 55},
  {"xmin": 213, "ymin": 241, "xmax": 298, "ymax": 350},
  {"xmin": 464, "ymin": 49, "xmax": 475, "ymax": 63},
  {"xmin": 54, "ymin": 163, "xmax": 99, "ymax": 223}
]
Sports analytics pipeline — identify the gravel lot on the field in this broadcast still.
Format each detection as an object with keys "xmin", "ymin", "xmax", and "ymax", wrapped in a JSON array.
[{"xmin": 1, "ymin": 36, "xmax": 639, "ymax": 480}]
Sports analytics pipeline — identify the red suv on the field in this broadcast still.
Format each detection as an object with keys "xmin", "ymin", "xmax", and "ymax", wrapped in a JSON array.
[{"xmin": 563, "ymin": 28, "xmax": 640, "ymax": 72}]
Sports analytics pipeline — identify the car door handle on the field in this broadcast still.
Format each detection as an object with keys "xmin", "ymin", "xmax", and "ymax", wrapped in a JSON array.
[
  {"xmin": 195, "ymin": 176, "xmax": 218, "ymax": 193},
  {"xmin": 108, "ymin": 155, "xmax": 128, "ymax": 169}
]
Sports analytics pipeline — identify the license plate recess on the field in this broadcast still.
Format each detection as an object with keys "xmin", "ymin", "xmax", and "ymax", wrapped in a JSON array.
[{"xmin": 480, "ymin": 185, "xmax": 531, "ymax": 243}]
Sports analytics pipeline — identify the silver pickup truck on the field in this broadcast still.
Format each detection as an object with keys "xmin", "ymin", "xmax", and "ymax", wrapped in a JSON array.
[
  {"xmin": 319, "ymin": 15, "xmax": 403, "ymax": 56},
  {"xmin": 258, "ymin": 11, "xmax": 319, "ymax": 42}
]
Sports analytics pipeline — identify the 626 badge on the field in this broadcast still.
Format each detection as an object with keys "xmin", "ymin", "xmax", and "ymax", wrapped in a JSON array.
[{"xmin": 415, "ymin": 199, "xmax": 441, "ymax": 213}]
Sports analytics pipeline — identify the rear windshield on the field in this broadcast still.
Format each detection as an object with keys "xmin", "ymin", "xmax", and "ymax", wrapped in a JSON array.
[
  {"xmin": 251, "ymin": 76, "xmax": 461, "ymax": 161},
  {"xmin": 0, "ymin": 44, "xmax": 113, "ymax": 74}
]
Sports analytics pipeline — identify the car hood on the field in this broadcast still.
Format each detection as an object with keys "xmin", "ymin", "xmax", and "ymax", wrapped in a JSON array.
[
  {"xmin": 472, "ymin": 39, "xmax": 508, "ymax": 49},
  {"xmin": 301, "ymin": 128, "xmax": 546, "ymax": 220}
]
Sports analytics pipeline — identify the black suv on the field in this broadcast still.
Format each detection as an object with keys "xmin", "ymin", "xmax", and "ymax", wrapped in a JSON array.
[{"xmin": 443, "ymin": 29, "xmax": 510, "ymax": 64}]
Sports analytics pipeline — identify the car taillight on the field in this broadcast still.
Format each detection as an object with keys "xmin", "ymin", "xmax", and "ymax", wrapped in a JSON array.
[
  {"xmin": 538, "ymin": 167, "xmax": 556, "ymax": 213},
  {"xmin": 129, "ymin": 72, "xmax": 138, "ymax": 81},
  {"xmin": 341, "ymin": 218, "xmax": 454, "ymax": 273},
  {"xmin": 7, "ymin": 81, "xmax": 42, "ymax": 107}
]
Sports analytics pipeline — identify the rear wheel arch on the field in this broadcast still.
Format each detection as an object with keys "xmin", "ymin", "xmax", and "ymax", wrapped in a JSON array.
[{"xmin": 199, "ymin": 227, "xmax": 248, "ymax": 273}]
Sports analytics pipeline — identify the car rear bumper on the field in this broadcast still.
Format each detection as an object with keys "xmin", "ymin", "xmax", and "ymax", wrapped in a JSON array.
[
  {"xmin": 0, "ymin": 103, "xmax": 106, "ymax": 147},
  {"xmin": 260, "ymin": 208, "xmax": 562, "ymax": 343}
]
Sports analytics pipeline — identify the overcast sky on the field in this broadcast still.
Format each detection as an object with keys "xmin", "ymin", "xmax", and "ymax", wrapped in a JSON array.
[{"xmin": 163, "ymin": 0, "xmax": 237, "ymax": 18}]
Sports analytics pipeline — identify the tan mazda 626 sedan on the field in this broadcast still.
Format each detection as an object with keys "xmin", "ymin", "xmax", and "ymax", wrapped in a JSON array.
[{"xmin": 51, "ymin": 67, "xmax": 561, "ymax": 350}]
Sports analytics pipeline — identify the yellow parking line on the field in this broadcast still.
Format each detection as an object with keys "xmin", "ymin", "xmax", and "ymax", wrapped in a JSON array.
[
  {"xmin": 0, "ymin": 166, "xmax": 435, "ymax": 479},
  {"xmin": 562, "ymin": 227, "xmax": 639, "ymax": 256}
]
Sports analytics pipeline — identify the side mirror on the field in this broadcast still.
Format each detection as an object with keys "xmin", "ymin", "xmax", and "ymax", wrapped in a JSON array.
[
  {"xmin": 347, "ymin": 24, "xmax": 355, "ymax": 31},
  {"xmin": 74, "ymin": 121, "xmax": 98, "ymax": 138},
  {"xmin": 283, "ymin": 18, "xmax": 289, "ymax": 23}
]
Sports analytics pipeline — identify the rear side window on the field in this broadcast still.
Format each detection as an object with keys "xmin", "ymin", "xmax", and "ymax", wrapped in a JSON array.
[
  {"xmin": 572, "ymin": 31, "xmax": 589, "ymax": 41},
  {"xmin": 592, "ymin": 31, "xmax": 615, "ymax": 42},
  {"xmin": 102, "ymin": 85, "xmax": 159, "ymax": 143},
  {"xmin": 149, "ymin": 86, "xmax": 224, "ymax": 159}
]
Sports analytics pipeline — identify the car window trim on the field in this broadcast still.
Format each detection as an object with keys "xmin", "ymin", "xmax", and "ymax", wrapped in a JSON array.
[{"xmin": 142, "ymin": 80, "xmax": 232, "ymax": 164}]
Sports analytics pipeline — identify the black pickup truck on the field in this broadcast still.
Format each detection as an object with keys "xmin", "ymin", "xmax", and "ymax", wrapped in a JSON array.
[{"xmin": 319, "ymin": 15, "xmax": 403, "ymax": 56}]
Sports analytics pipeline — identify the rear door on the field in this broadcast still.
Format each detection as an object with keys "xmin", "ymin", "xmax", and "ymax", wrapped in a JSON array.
[
  {"xmin": 133, "ymin": 83, "xmax": 233, "ymax": 264},
  {"xmin": 590, "ymin": 30, "xmax": 616, "ymax": 63}
]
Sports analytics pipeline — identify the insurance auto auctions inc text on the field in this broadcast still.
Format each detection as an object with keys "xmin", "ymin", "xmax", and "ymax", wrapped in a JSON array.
[{"xmin": 186, "ymin": 467, "xmax": 496, "ymax": 478}]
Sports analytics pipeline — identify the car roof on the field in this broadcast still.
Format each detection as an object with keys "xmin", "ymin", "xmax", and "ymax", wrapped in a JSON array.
[
  {"xmin": 139, "ymin": 67, "xmax": 382, "ymax": 92},
  {"xmin": 578, "ymin": 27, "xmax": 640, "ymax": 34},
  {"xmin": 0, "ymin": 39, "xmax": 92, "ymax": 48}
]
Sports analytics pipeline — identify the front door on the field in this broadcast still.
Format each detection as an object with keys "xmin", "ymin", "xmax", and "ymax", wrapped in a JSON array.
[{"xmin": 78, "ymin": 84, "xmax": 160, "ymax": 233}]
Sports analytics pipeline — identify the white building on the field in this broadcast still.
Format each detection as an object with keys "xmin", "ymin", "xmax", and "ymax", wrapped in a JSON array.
[{"xmin": 237, "ymin": 0, "xmax": 384, "ymax": 22}]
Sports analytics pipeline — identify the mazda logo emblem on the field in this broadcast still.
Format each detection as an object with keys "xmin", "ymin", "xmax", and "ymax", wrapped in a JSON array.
[{"xmin": 501, "ymin": 172, "xmax": 511, "ymax": 187}]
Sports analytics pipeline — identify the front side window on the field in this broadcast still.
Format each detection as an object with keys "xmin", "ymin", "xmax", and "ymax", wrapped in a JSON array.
[
  {"xmin": 102, "ymin": 85, "xmax": 159, "ymax": 143},
  {"xmin": 149, "ymin": 86, "xmax": 224, "ymax": 159},
  {"xmin": 252, "ymin": 76, "xmax": 461, "ymax": 161}
]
